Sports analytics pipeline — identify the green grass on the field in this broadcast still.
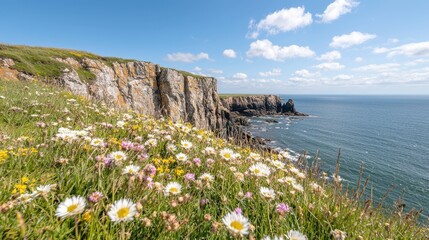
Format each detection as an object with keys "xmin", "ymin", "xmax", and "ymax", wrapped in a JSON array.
[
  {"xmin": 0, "ymin": 79, "xmax": 427, "ymax": 239},
  {"xmin": 218, "ymin": 94, "xmax": 265, "ymax": 99},
  {"xmin": 0, "ymin": 44, "xmax": 134, "ymax": 81}
]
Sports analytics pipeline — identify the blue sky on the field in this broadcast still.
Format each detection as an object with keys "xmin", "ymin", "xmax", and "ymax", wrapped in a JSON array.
[{"xmin": 1, "ymin": 0, "xmax": 429, "ymax": 94}]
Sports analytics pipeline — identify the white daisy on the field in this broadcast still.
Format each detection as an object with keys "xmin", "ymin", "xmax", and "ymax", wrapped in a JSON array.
[
  {"xmin": 36, "ymin": 184, "xmax": 53, "ymax": 195},
  {"xmin": 271, "ymin": 160, "xmax": 285, "ymax": 170},
  {"xmin": 263, "ymin": 236, "xmax": 284, "ymax": 240},
  {"xmin": 260, "ymin": 187, "xmax": 276, "ymax": 201},
  {"xmin": 222, "ymin": 211, "xmax": 250, "ymax": 236},
  {"xmin": 108, "ymin": 198, "xmax": 137, "ymax": 223},
  {"xmin": 219, "ymin": 148, "xmax": 235, "ymax": 161},
  {"xmin": 203, "ymin": 147, "xmax": 216, "ymax": 155},
  {"xmin": 249, "ymin": 152, "xmax": 261, "ymax": 161},
  {"xmin": 144, "ymin": 138, "xmax": 158, "ymax": 147},
  {"xmin": 292, "ymin": 183, "xmax": 304, "ymax": 192},
  {"xmin": 164, "ymin": 182, "xmax": 182, "ymax": 196},
  {"xmin": 249, "ymin": 163, "xmax": 271, "ymax": 177},
  {"xmin": 116, "ymin": 120, "xmax": 126, "ymax": 128},
  {"xmin": 180, "ymin": 140, "xmax": 193, "ymax": 150},
  {"xmin": 175, "ymin": 153, "xmax": 188, "ymax": 162},
  {"xmin": 199, "ymin": 173, "xmax": 214, "ymax": 182},
  {"xmin": 122, "ymin": 165, "xmax": 140, "ymax": 175},
  {"xmin": 90, "ymin": 138, "xmax": 104, "ymax": 147},
  {"xmin": 110, "ymin": 151, "xmax": 127, "ymax": 165},
  {"xmin": 278, "ymin": 176, "xmax": 297, "ymax": 185},
  {"xmin": 286, "ymin": 230, "xmax": 307, "ymax": 240},
  {"xmin": 55, "ymin": 196, "xmax": 86, "ymax": 219}
]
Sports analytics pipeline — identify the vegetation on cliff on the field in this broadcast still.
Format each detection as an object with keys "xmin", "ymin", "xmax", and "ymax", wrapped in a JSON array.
[{"xmin": 0, "ymin": 79, "xmax": 427, "ymax": 239}]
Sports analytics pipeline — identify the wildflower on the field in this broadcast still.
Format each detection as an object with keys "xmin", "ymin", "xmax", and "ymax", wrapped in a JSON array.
[
  {"xmin": 330, "ymin": 229, "xmax": 347, "ymax": 240},
  {"xmin": 55, "ymin": 196, "xmax": 86, "ymax": 219},
  {"xmin": 260, "ymin": 187, "xmax": 276, "ymax": 201},
  {"xmin": 36, "ymin": 184, "xmax": 53, "ymax": 195},
  {"xmin": 222, "ymin": 211, "xmax": 250, "ymax": 236},
  {"xmin": 181, "ymin": 140, "xmax": 193, "ymax": 150},
  {"xmin": 122, "ymin": 165, "xmax": 140, "ymax": 175},
  {"xmin": 110, "ymin": 151, "xmax": 127, "ymax": 165},
  {"xmin": 204, "ymin": 214, "xmax": 212, "ymax": 221},
  {"xmin": 244, "ymin": 192, "xmax": 253, "ymax": 199},
  {"xmin": 145, "ymin": 138, "xmax": 158, "ymax": 147},
  {"xmin": 116, "ymin": 120, "xmax": 126, "ymax": 128},
  {"xmin": 278, "ymin": 176, "xmax": 297, "ymax": 185},
  {"xmin": 88, "ymin": 191, "xmax": 103, "ymax": 203},
  {"xmin": 203, "ymin": 147, "xmax": 216, "ymax": 155},
  {"xmin": 271, "ymin": 160, "xmax": 285, "ymax": 170},
  {"xmin": 286, "ymin": 230, "xmax": 307, "ymax": 240},
  {"xmin": 164, "ymin": 182, "xmax": 182, "ymax": 196},
  {"xmin": 234, "ymin": 208, "xmax": 242, "ymax": 215},
  {"xmin": 193, "ymin": 158, "xmax": 201, "ymax": 166},
  {"xmin": 16, "ymin": 192, "xmax": 38, "ymax": 203},
  {"xmin": 263, "ymin": 236, "xmax": 285, "ymax": 240},
  {"xmin": 199, "ymin": 173, "xmax": 214, "ymax": 182},
  {"xmin": 234, "ymin": 172, "xmax": 245, "ymax": 182},
  {"xmin": 108, "ymin": 199, "xmax": 137, "ymax": 223},
  {"xmin": 167, "ymin": 144, "xmax": 177, "ymax": 152},
  {"xmin": 82, "ymin": 211, "xmax": 92, "ymax": 222},
  {"xmin": 249, "ymin": 152, "xmax": 261, "ymax": 161},
  {"xmin": 292, "ymin": 183, "xmax": 304, "ymax": 192},
  {"xmin": 249, "ymin": 163, "xmax": 271, "ymax": 177},
  {"xmin": 175, "ymin": 153, "xmax": 188, "ymax": 162},
  {"xmin": 276, "ymin": 203, "xmax": 291, "ymax": 216},
  {"xmin": 184, "ymin": 173, "xmax": 195, "ymax": 182},
  {"xmin": 219, "ymin": 148, "xmax": 234, "ymax": 161},
  {"xmin": 90, "ymin": 138, "xmax": 104, "ymax": 147}
]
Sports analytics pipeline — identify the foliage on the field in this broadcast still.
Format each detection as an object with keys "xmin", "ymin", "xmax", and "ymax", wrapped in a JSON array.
[{"xmin": 0, "ymin": 79, "xmax": 427, "ymax": 239}]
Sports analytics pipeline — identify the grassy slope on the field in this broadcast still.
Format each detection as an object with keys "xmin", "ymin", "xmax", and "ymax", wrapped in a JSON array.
[
  {"xmin": 0, "ymin": 79, "xmax": 427, "ymax": 239},
  {"xmin": 0, "ymin": 44, "xmax": 205, "ymax": 81}
]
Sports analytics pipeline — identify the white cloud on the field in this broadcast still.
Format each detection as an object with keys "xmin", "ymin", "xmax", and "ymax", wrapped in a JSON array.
[
  {"xmin": 317, "ymin": 50, "xmax": 341, "ymax": 61},
  {"xmin": 315, "ymin": 62, "xmax": 345, "ymax": 70},
  {"xmin": 167, "ymin": 52, "xmax": 210, "ymax": 62},
  {"xmin": 333, "ymin": 74, "xmax": 354, "ymax": 80},
  {"xmin": 354, "ymin": 63, "xmax": 401, "ymax": 72},
  {"xmin": 355, "ymin": 57, "xmax": 363, "ymax": 62},
  {"xmin": 233, "ymin": 72, "xmax": 248, "ymax": 79},
  {"xmin": 388, "ymin": 38, "xmax": 399, "ymax": 44},
  {"xmin": 330, "ymin": 31, "xmax": 376, "ymax": 48},
  {"xmin": 247, "ymin": 39, "xmax": 315, "ymax": 61},
  {"xmin": 209, "ymin": 69, "xmax": 223, "ymax": 74},
  {"xmin": 294, "ymin": 69, "xmax": 319, "ymax": 78},
  {"xmin": 194, "ymin": 66, "xmax": 202, "ymax": 71},
  {"xmin": 249, "ymin": 7, "xmax": 312, "ymax": 38},
  {"xmin": 317, "ymin": 0, "xmax": 359, "ymax": 23},
  {"xmin": 223, "ymin": 49, "xmax": 237, "ymax": 58},
  {"xmin": 373, "ymin": 41, "xmax": 429, "ymax": 57},
  {"xmin": 259, "ymin": 68, "xmax": 282, "ymax": 77}
]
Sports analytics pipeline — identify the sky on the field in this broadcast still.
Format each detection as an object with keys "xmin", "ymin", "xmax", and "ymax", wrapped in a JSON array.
[{"xmin": 1, "ymin": 0, "xmax": 429, "ymax": 94}]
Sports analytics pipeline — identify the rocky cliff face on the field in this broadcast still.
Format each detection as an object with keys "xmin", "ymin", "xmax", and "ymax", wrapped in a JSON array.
[
  {"xmin": 0, "ymin": 57, "xmax": 229, "ymax": 132},
  {"xmin": 221, "ymin": 95, "xmax": 308, "ymax": 117},
  {"xmin": 220, "ymin": 95, "xmax": 282, "ymax": 116}
]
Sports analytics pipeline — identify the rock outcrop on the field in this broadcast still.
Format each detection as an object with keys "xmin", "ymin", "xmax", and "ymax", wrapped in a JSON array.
[
  {"xmin": 221, "ymin": 95, "xmax": 308, "ymax": 117},
  {"xmin": 221, "ymin": 95, "xmax": 282, "ymax": 116}
]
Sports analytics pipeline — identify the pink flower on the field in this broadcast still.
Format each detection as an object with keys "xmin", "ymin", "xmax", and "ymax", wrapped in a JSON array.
[
  {"xmin": 88, "ymin": 191, "xmax": 103, "ymax": 203},
  {"xmin": 193, "ymin": 158, "xmax": 201, "ymax": 166},
  {"xmin": 244, "ymin": 192, "xmax": 253, "ymax": 199},
  {"xmin": 234, "ymin": 207, "xmax": 242, "ymax": 215},
  {"xmin": 275, "ymin": 203, "xmax": 291, "ymax": 216}
]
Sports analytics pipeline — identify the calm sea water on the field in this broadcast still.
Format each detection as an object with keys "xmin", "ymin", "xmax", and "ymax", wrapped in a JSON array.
[{"xmin": 247, "ymin": 95, "xmax": 429, "ymax": 218}]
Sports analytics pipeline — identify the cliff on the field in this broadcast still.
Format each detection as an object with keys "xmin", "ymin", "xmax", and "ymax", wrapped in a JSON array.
[
  {"xmin": 221, "ymin": 95, "xmax": 308, "ymax": 117},
  {"xmin": 0, "ymin": 43, "xmax": 235, "ymax": 134}
]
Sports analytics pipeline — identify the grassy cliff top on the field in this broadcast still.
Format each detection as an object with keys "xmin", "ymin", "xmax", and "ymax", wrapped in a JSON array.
[
  {"xmin": 0, "ymin": 44, "xmax": 134, "ymax": 80},
  {"xmin": 219, "ymin": 94, "xmax": 269, "ymax": 99},
  {"xmin": 0, "ymin": 44, "xmax": 206, "ymax": 81},
  {"xmin": 0, "ymin": 79, "xmax": 427, "ymax": 239}
]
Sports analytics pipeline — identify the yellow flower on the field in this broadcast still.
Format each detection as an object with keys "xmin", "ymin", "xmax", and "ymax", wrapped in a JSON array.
[
  {"xmin": 21, "ymin": 177, "xmax": 29, "ymax": 184},
  {"xmin": 82, "ymin": 211, "xmax": 92, "ymax": 222},
  {"xmin": 15, "ymin": 184, "xmax": 27, "ymax": 194},
  {"xmin": 175, "ymin": 168, "xmax": 184, "ymax": 176},
  {"xmin": 0, "ymin": 150, "xmax": 8, "ymax": 163}
]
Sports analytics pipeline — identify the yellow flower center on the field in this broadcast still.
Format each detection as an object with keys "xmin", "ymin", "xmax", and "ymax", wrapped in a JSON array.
[
  {"xmin": 170, "ymin": 187, "xmax": 178, "ymax": 193},
  {"xmin": 67, "ymin": 204, "xmax": 78, "ymax": 213},
  {"xmin": 223, "ymin": 153, "xmax": 231, "ymax": 159},
  {"xmin": 117, "ymin": 207, "xmax": 129, "ymax": 219},
  {"xmin": 254, "ymin": 169, "xmax": 260, "ymax": 174},
  {"xmin": 115, "ymin": 155, "xmax": 122, "ymax": 160},
  {"xmin": 230, "ymin": 220, "xmax": 244, "ymax": 231}
]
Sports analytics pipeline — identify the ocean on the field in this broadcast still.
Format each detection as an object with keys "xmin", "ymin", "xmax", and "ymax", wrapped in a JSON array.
[{"xmin": 247, "ymin": 95, "xmax": 429, "ymax": 219}]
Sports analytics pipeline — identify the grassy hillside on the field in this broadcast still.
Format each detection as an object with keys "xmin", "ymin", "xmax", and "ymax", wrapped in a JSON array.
[
  {"xmin": 0, "ymin": 44, "xmax": 135, "ymax": 81},
  {"xmin": 0, "ymin": 79, "xmax": 427, "ymax": 239}
]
